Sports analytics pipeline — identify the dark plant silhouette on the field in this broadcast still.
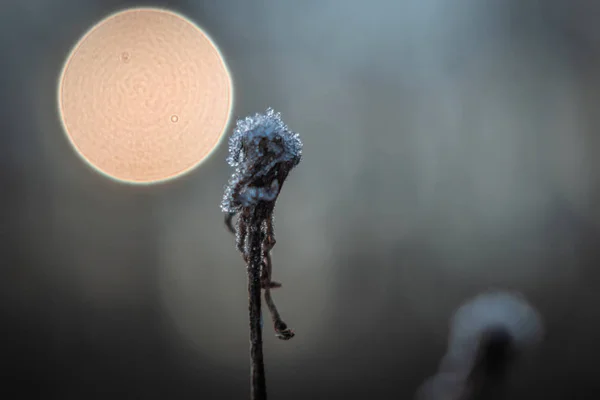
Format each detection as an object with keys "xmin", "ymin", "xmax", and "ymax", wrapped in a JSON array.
[
  {"xmin": 415, "ymin": 290, "xmax": 544, "ymax": 400},
  {"xmin": 221, "ymin": 108, "xmax": 302, "ymax": 400}
]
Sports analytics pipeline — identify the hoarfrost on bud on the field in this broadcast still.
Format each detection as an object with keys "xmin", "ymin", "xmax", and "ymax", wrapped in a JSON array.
[
  {"xmin": 226, "ymin": 108, "xmax": 302, "ymax": 168},
  {"xmin": 221, "ymin": 108, "xmax": 302, "ymax": 213}
]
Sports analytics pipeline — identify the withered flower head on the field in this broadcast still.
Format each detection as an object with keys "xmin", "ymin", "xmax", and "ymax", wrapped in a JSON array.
[{"xmin": 221, "ymin": 108, "xmax": 302, "ymax": 213}]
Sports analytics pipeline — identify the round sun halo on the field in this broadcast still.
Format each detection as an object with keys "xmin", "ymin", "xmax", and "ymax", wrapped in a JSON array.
[{"xmin": 58, "ymin": 7, "xmax": 233, "ymax": 184}]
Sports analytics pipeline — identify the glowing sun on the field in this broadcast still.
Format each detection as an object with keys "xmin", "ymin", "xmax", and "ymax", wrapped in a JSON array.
[{"xmin": 58, "ymin": 8, "xmax": 233, "ymax": 184}]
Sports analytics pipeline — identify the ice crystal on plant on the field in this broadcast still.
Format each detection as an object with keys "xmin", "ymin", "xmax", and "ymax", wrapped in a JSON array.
[{"xmin": 221, "ymin": 108, "xmax": 302, "ymax": 214}]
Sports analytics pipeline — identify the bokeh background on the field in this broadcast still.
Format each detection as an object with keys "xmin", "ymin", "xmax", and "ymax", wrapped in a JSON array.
[{"xmin": 3, "ymin": 0, "xmax": 600, "ymax": 398}]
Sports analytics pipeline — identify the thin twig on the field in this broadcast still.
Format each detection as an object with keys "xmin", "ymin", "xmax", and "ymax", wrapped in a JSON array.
[{"xmin": 246, "ymin": 206, "xmax": 268, "ymax": 399}]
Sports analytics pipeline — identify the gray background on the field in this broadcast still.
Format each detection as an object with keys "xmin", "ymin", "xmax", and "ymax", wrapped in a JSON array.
[{"xmin": 2, "ymin": 0, "xmax": 600, "ymax": 398}]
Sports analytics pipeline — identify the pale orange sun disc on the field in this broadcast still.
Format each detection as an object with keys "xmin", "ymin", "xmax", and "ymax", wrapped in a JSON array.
[{"xmin": 58, "ymin": 8, "xmax": 233, "ymax": 184}]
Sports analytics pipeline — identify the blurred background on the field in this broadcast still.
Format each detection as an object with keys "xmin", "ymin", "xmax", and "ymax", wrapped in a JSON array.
[{"xmin": 2, "ymin": 0, "xmax": 600, "ymax": 398}]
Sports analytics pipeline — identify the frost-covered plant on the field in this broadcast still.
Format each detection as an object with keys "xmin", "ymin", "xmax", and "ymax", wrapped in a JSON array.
[{"xmin": 221, "ymin": 108, "xmax": 302, "ymax": 400}]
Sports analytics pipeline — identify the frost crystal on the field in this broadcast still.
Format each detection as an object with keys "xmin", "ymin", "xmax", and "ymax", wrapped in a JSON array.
[{"xmin": 221, "ymin": 108, "xmax": 303, "ymax": 213}]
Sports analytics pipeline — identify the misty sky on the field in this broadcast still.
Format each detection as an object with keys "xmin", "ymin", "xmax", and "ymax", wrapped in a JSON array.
[{"xmin": 2, "ymin": 0, "xmax": 600, "ymax": 399}]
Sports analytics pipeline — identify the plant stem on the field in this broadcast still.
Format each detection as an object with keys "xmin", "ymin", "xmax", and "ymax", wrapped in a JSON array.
[{"xmin": 247, "ymin": 208, "xmax": 267, "ymax": 400}]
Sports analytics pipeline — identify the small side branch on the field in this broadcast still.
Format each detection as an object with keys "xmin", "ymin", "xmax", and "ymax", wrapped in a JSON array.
[{"xmin": 262, "ymin": 251, "xmax": 295, "ymax": 340}]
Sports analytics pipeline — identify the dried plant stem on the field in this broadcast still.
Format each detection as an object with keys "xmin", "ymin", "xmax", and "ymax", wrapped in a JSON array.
[
  {"xmin": 221, "ymin": 108, "xmax": 302, "ymax": 400},
  {"xmin": 245, "ymin": 206, "xmax": 268, "ymax": 400}
]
